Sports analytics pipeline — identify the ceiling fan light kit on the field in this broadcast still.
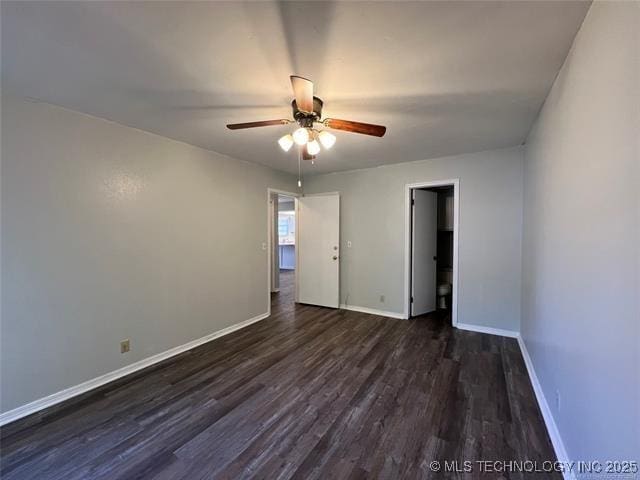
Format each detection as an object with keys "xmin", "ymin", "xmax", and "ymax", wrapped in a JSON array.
[
  {"xmin": 318, "ymin": 130, "xmax": 336, "ymax": 149},
  {"xmin": 227, "ymin": 75, "xmax": 387, "ymax": 164},
  {"xmin": 307, "ymin": 138, "xmax": 321, "ymax": 156},
  {"xmin": 278, "ymin": 134, "xmax": 294, "ymax": 152},
  {"xmin": 292, "ymin": 127, "xmax": 309, "ymax": 146}
]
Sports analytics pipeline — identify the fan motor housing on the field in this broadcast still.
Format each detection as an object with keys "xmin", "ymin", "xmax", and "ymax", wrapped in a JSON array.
[{"xmin": 292, "ymin": 96, "xmax": 323, "ymax": 125}]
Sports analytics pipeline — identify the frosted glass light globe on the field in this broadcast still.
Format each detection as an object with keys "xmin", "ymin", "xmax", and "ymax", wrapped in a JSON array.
[
  {"xmin": 293, "ymin": 127, "xmax": 309, "ymax": 146},
  {"xmin": 307, "ymin": 139, "xmax": 321, "ymax": 156},
  {"xmin": 318, "ymin": 130, "xmax": 336, "ymax": 149},
  {"xmin": 278, "ymin": 134, "xmax": 294, "ymax": 152}
]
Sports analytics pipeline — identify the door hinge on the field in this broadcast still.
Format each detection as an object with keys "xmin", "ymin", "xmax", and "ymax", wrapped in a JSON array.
[
  {"xmin": 411, "ymin": 198, "xmax": 415, "ymax": 206},
  {"xmin": 410, "ymin": 296, "xmax": 414, "ymax": 303}
]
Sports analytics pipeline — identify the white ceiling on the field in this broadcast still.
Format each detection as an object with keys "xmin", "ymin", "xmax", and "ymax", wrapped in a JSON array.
[{"xmin": 1, "ymin": 1, "xmax": 590, "ymax": 175}]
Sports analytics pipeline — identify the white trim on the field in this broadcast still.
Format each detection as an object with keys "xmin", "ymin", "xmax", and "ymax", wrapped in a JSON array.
[
  {"xmin": 302, "ymin": 191, "xmax": 340, "ymax": 197},
  {"xmin": 339, "ymin": 304, "xmax": 405, "ymax": 320},
  {"xmin": 294, "ymin": 196, "xmax": 301, "ymax": 303},
  {"xmin": 267, "ymin": 188, "xmax": 300, "ymax": 314},
  {"xmin": 0, "ymin": 311, "xmax": 270, "ymax": 427},
  {"xmin": 456, "ymin": 322, "xmax": 519, "ymax": 338},
  {"xmin": 404, "ymin": 179, "xmax": 459, "ymax": 325},
  {"xmin": 517, "ymin": 335, "xmax": 574, "ymax": 480}
]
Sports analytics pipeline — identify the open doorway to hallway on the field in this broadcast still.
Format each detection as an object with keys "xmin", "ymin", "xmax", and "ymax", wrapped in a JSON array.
[
  {"xmin": 268, "ymin": 189, "xmax": 341, "ymax": 313},
  {"xmin": 269, "ymin": 191, "xmax": 298, "ymax": 313},
  {"xmin": 276, "ymin": 194, "xmax": 296, "ymax": 304}
]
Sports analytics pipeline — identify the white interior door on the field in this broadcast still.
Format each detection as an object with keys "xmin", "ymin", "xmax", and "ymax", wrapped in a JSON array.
[
  {"xmin": 411, "ymin": 189, "xmax": 438, "ymax": 316},
  {"xmin": 297, "ymin": 193, "xmax": 340, "ymax": 308}
]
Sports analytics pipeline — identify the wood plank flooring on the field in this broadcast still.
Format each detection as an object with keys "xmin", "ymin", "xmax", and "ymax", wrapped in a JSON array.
[{"xmin": 0, "ymin": 270, "xmax": 559, "ymax": 479}]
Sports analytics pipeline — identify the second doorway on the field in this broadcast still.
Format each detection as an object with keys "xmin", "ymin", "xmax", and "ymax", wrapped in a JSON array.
[{"xmin": 409, "ymin": 182, "xmax": 457, "ymax": 323}]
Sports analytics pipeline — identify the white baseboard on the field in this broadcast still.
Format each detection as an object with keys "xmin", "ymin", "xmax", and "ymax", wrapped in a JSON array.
[
  {"xmin": 339, "ymin": 304, "xmax": 406, "ymax": 320},
  {"xmin": 0, "ymin": 311, "xmax": 270, "ymax": 427},
  {"xmin": 456, "ymin": 322, "xmax": 519, "ymax": 338},
  {"xmin": 517, "ymin": 335, "xmax": 574, "ymax": 480}
]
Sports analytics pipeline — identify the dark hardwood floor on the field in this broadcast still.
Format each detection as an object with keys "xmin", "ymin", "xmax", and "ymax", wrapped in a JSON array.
[{"xmin": 0, "ymin": 270, "xmax": 558, "ymax": 479}]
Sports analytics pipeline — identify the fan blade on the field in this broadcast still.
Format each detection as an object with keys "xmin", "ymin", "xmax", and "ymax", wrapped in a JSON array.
[
  {"xmin": 226, "ymin": 119, "xmax": 290, "ymax": 130},
  {"xmin": 290, "ymin": 75, "xmax": 314, "ymax": 113},
  {"xmin": 324, "ymin": 118, "xmax": 386, "ymax": 137}
]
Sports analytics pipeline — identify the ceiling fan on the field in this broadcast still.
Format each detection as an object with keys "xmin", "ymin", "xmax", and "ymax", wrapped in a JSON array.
[{"xmin": 226, "ymin": 75, "xmax": 386, "ymax": 161}]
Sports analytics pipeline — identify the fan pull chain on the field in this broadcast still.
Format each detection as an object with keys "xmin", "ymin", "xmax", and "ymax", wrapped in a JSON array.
[{"xmin": 298, "ymin": 147, "xmax": 302, "ymax": 188}]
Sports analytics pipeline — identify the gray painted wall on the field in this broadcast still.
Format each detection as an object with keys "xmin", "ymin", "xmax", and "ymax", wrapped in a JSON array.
[
  {"xmin": 521, "ymin": 1, "xmax": 639, "ymax": 464},
  {"xmin": 304, "ymin": 147, "xmax": 524, "ymax": 331},
  {"xmin": 1, "ymin": 96, "xmax": 297, "ymax": 412}
]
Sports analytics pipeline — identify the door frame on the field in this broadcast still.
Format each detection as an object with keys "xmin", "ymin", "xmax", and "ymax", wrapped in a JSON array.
[
  {"xmin": 404, "ymin": 179, "xmax": 459, "ymax": 325},
  {"xmin": 267, "ymin": 188, "xmax": 300, "ymax": 316}
]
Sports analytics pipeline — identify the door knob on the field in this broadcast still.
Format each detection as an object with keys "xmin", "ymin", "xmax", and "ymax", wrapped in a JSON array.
[{"xmin": 333, "ymin": 255, "xmax": 338, "ymax": 260}]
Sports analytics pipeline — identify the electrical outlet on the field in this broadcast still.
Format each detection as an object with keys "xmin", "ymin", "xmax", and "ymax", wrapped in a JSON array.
[
  {"xmin": 380, "ymin": 295, "xmax": 385, "ymax": 303},
  {"xmin": 120, "ymin": 339, "xmax": 130, "ymax": 354},
  {"xmin": 555, "ymin": 389, "xmax": 561, "ymax": 412}
]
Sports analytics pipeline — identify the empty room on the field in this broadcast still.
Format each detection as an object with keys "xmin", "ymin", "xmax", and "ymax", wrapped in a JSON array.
[{"xmin": 0, "ymin": 1, "xmax": 638, "ymax": 479}]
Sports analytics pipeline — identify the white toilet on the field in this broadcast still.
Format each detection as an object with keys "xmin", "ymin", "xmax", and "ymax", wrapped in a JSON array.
[{"xmin": 437, "ymin": 283, "xmax": 452, "ymax": 309}]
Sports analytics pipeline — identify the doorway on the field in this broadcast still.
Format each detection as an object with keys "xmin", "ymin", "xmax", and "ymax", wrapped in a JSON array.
[
  {"xmin": 276, "ymin": 194, "xmax": 296, "ymax": 302},
  {"xmin": 267, "ymin": 189, "xmax": 341, "ymax": 315},
  {"xmin": 268, "ymin": 190, "xmax": 299, "ymax": 312},
  {"xmin": 405, "ymin": 180, "xmax": 459, "ymax": 325}
]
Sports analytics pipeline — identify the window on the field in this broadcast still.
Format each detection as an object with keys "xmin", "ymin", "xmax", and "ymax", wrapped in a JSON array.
[
  {"xmin": 278, "ymin": 218, "xmax": 289, "ymax": 236},
  {"xmin": 278, "ymin": 212, "xmax": 295, "ymax": 245}
]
